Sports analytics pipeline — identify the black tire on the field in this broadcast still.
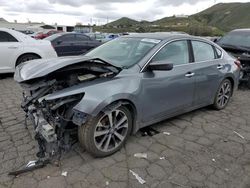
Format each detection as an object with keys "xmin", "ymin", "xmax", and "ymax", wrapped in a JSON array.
[
  {"xmin": 16, "ymin": 54, "xmax": 40, "ymax": 66},
  {"xmin": 213, "ymin": 79, "xmax": 232, "ymax": 110},
  {"xmin": 247, "ymin": 77, "xmax": 250, "ymax": 89},
  {"xmin": 78, "ymin": 106, "xmax": 132, "ymax": 157}
]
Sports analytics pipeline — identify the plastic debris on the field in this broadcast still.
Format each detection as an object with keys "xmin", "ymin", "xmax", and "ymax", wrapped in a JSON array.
[
  {"xmin": 163, "ymin": 132, "xmax": 171, "ymax": 135},
  {"xmin": 47, "ymin": 176, "xmax": 50, "ymax": 179},
  {"xmin": 134, "ymin": 153, "xmax": 148, "ymax": 159},
  {"xmin": 129, "ymin": 170, "xmax": 146, "ymax": 184},
  {"xmin": 233, "ymin": 131, "xmax": 245, "ymax": 139},
  {"xmin": 159, "ymin": 157, "xmax": 166, "ymax": 160},
  {"xmin": 105, "ymin": 181, "xmax": 109, "ymax": 186},
  {"xmin": 225, "ymin": 168, "xmax": 229, "ymax": 172},
  {"xmin": 26, "ymin": 160, "xmax": 37, "ymax": 168},
  {"xmin": 61, "ymin": 171, "xmax": 68, "ymax": 177},
  {"xmin": 212, "ymin": 158, "xmax": 216, "ymax": 162}
]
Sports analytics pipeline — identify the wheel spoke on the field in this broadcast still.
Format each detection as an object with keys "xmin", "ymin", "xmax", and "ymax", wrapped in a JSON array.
[
  {"xmin": 97, "ymin": 134, "xmax": 108, "ymax": 148},
  {"xmin": 114, "ymin": 131, "xmax": 125, "ymax": 141},
  {"xmin": 104, "ymin": 134, "xmax": 112, "ymax": 151},
  {"xmin": 107, "ymin": 113, "xmax": 114, "ymax": 127},
  {"xmin": 115, "ymin": 116, "xmax": 127, "ymax": 129},
  {"xmin": 94, "ymin": 129, "xmax": 109, "ymax": 137}
]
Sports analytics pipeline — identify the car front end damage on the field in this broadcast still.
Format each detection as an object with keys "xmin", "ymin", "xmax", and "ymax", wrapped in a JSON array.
[{"xmin": 14, "ymin": 57, "xmax": 121, "ymax": 162}]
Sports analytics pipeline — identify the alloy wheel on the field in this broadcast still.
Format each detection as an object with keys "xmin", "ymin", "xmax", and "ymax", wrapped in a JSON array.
[
  {"xmin": 94, "ymin": 109, "xmax": 129, "ymax": 152},
  {"xmin": 217, "ymin": 81, "xmax": 231, "ymax": 108}
]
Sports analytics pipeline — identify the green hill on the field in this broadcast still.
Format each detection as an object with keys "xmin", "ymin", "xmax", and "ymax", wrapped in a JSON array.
[
  {"xmin": 106, "ymin": 17, "xmax": 139, "ymax": 27},
  {"xmin": 192, "ymin": 2, "xmax": 250, "ymax": 31},
  {"xmin": 95, "ymin": 3, "xmax": 250, "ymax": 35}
]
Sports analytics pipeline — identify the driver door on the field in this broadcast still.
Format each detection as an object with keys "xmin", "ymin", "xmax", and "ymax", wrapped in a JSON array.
[{"xmin": 140, "ymin": 40, "xmax": 196, "ymax": 123}]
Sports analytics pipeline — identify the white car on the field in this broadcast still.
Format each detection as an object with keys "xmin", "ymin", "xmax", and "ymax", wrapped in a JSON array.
[{"xmin": 0, "ymin": 28, "xmax": 57, "ymax": 73}]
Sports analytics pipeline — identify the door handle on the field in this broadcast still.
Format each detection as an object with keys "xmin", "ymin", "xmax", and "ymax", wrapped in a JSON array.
[
  {"xmin": 217, "ymin": 64, "xmax": 223, "ymax": 69},
  {"xmin": 8, "ymin": 46, "xmax": 18, "ymax": 49},
  {"xmin": 185, "ymin": 72, "xmax": 195, "ymax": 78}
]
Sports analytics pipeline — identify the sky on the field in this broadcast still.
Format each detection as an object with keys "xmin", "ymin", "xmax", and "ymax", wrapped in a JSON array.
[{"xmin": 0, "ymin": 0, "xmax": 249, "ymax": 26}]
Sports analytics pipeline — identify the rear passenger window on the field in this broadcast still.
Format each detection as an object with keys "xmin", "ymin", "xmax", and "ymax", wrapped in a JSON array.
[
  {"xmin": 192, "ymin": 41, "xmax": 215, "ymax": 62},
  {"xmin": 0, "ymin": 31, "xmax": 18, "ymax": 42}
]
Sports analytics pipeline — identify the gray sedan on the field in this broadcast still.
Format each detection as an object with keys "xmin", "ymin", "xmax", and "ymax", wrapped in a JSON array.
[{"xmin": 15, "ymin": 33, "xmax": 240, "ymax": 157}]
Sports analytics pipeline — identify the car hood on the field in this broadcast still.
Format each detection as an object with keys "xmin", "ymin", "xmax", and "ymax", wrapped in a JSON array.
[{"xmin": 14, "ymin": 56, "xmax": 119, "ymax": 82}]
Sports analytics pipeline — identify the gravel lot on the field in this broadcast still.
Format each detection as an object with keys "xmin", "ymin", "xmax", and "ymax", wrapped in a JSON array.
[{"xmin": 0, "ymin": 75, "xmax": 250, "ymax": 188}]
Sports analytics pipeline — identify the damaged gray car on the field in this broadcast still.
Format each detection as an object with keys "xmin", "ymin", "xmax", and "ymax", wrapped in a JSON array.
[{"xmin": 14, "ymin": 33, "xmax": 240, "ymax": 158}]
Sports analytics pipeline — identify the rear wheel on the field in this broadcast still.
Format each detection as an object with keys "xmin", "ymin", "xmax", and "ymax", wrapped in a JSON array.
[
  {"xmin": 213, "ymin": 79, "xmax": 232, "ymax": 110},
  {"xmin": 78, "ymin": 106, "xmax": 132, "ymax": 157},
  {"xmin": 16, "ymin": 54, "xmax": 40, "ymax": 66}
]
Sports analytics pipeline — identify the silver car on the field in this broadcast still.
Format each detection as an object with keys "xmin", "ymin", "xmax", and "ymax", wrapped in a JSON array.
[{"xmin": 14, "ymin": 33, "xmax": 240, "ymax": 158}]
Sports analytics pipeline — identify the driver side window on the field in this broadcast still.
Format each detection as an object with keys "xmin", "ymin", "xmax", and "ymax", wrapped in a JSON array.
[{"xmin": 152, "ymin": 40, "xmax": 189, "ymax": 66}]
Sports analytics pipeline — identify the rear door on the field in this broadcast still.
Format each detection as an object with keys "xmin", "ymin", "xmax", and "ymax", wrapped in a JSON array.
[
  {"xmin": 75, "ymin": 34, "xmax": 93, "ymax": 54},
  {"xmin": 0, "ymin": 31, "xmax": 20, "ymax": 72},
  {"xmin": 191, "ymin": 40, "xmax": 225, "ymax": 106},
  {"xmin": 54, "ymin": 34, "xmax": 76, "ymax": 56}
]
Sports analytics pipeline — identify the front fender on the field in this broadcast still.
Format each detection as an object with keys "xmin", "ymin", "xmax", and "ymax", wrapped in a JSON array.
[{"xmin": 73, "ymin": 92, "xmax": 138, "ymax": 117}]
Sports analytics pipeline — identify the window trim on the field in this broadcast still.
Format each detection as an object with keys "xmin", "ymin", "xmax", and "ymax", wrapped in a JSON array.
[{"xmin": 140, "ymin": 38, "xmax": 192, "ymax": 72}]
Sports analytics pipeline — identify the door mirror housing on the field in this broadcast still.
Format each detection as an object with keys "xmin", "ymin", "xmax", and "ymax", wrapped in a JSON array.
[
  {"xmin": 148, "ymin": 61, "xmax": 173, "ymax": 71},
  {"xmin": 57, "ymin": 40, "xmax": 62, "ymax": 45}
]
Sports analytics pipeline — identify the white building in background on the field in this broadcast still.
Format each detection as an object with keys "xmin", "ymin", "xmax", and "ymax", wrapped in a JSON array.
[{"xmin": 0, "ymin": 18, "xmax": 92, "ymax": 33}]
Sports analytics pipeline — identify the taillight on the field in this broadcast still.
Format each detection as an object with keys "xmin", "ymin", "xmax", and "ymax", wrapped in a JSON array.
[{"xmin": 234, "ymin": 59, "xmax": 241, "ymax": 69}]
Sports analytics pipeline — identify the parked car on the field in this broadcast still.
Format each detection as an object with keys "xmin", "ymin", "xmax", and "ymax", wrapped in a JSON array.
[
  {"xmin": 15, "ymin": 33, "xmax": 240, "ymax": 158},
  {"xmin": 0, "ymin": 28, "xmax": 57, "ymax": 73},
  {"xmin": 34, "ymin": 30, "xmax": 62, "ymax": 40},
  {"xmin": 45, "ymin": 33, "xmax": 102, "ymax": 56},
  {"xmin": 216, "ymin": 29, "xmax": 250, "ymax": 88},
  {"xmin": 86, "ymin": 33, "xmax": 107, "ymax": 42}
]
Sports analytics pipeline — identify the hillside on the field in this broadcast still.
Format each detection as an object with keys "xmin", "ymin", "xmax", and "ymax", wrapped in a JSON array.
[
  {"xmin": 192, "ymin": 2, "xmax": 250, "ymax": 31},
  {"xmin": 95, "ymin": 3, "xmax": 250, "ymax": 35},
  {"xmin": 106, "ymin": 17, "xmax": 139, "ymax": 27}
]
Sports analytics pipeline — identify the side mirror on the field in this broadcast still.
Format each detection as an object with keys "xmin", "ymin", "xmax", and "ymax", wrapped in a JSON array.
[
  {"xmin": 148, "ymin": 62, "xmax": 173, "ymax": 71},
  {"xmin": 57, "ymin": 40, "xmax": 62, "ymax": 45}
]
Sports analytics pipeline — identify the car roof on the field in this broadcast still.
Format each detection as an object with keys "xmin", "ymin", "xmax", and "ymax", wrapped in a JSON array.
[
  {"xmin": 123, "ymin": 32, "xmax": 191, "ymax": 40},
  {"xmin": 0, "ymin": 27, "xmax": 35, "ymax": 42},
  {"xmin": 231, "ymin": 28, "xmax": 250, "ymax": 33}
]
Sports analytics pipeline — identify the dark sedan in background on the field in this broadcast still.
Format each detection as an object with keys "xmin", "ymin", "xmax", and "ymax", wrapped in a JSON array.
[
  {"xmin": 216, "ymin": 29, "xmax": 250, "ymax": 88},
  {"xmin": 45, "ymin": 33, "xmax": 102, "ymax": 56}
]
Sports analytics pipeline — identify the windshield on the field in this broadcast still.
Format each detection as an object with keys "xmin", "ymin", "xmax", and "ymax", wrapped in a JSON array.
[
  {"xmin": 85, "ymin": 37, "xmax": 160, "ymax": 68},
  {"xmin": 218, "ymin": 31, "xmax": 250, "ymax": 48}
]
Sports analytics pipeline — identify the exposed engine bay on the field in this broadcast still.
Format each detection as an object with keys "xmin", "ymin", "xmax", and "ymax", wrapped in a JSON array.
[{"xmin": 17, "ymin": 59, "xmax": 120, "ymax": 161}]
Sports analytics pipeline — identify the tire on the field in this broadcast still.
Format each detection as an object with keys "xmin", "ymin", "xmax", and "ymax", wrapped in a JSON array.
[
  {"xmin": 213, "ymin": 79, "xmax": 232, "ymax": 110},
  {"xmin": 16, "ymin": 54, "xmax": 40, "ymax": 66},
  {"xmin": 78, "ymin": 106, "xmax": 132, "ymax": 157},
  {"xmin": 247, "ymin": 77, "xmax": 250, "ymax": 89}
]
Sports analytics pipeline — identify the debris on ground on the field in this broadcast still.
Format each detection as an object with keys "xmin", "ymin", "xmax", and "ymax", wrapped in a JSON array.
[
  {"xmin": 225, "ymin": 168, "xmax": 229, "ymax": 172},
  {"xmin": 140, "ymin": 127, "xmax": 160, "ymax": 136},
  {"xmin": 26, "ymin": 160, "xmax": 37, "ymax": 168},
  {"xmin": 47, "ymin": 176, "xmax": 50, "ymax": 179},
  {"xmin": 163, "ymin": 132, "xmax": 171, "ymax": 136},
  {"xmin": 61, "ymin": 171, "xmax": 68, "ymax": 177},
  {"xmin": 129, "ymin": 170, "xmax": 146, "ymax": 184},
  {"xmin": 105, "ymin": 181, "xmax": 109, "ymax": 186},
  {"xmin": 159, "ymin": 157, "xmax": 166, "ymax": 160},
  {"xmin": 212, "ymin": 158, "xmax": 216, "ymax": 162},
  {"xmin": 134, "ymin": 153, "xmax": 148, "ymax": 159},
  {"xmin": 233, "ymin": 131, "xmax": 245, "ymax": 139}
]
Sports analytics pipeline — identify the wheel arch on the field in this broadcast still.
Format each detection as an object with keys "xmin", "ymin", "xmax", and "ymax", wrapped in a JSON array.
[
  {"xmin": 15, "ymin": 53, "xmax": 41, "ymax": 67},
  {"xmin": 101, "ymin": 99, "xmax": 138, "ymax": 135}
]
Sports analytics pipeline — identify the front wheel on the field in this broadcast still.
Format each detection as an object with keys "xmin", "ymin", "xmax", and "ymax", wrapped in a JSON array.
[
  {"xmin": 78, "ymin": 106, "xmax": 132, "ymax": 157},
  {"xmin": 213, "ymin": 79, "xmax": 232, "ymax": 110}
]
